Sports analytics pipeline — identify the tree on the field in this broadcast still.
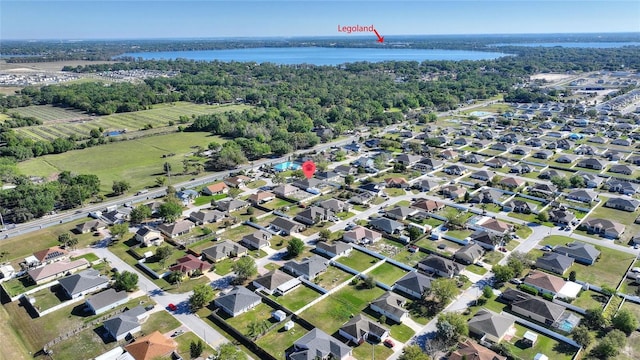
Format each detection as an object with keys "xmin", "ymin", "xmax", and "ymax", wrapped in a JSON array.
[
  {"xmin": 569, "ymin": 174, "xmax": 585, "ymax": 188},
  {"xmin": 319, "ymin": 229, "xmax": 331, "ymax": 241},
  {"xmin": 537, "ymin": 211, "xmax": 549, "ymax": 223},
  {"xmin": 163, "ymin": 162, "xmax": 172, "ymax": 176},
  {"xmin": 58, "ymin": 232, "xmax": 71, "ymax": 247},
  {"xmin": 189, "ymin": 284, "xmax": 215, "ymax": 311},
  {"xmin": 166, "ymin": 270, "xmax": 183, "ymax": 285},
  {"xmin": 550, "ymin": 176, "xmax": 570, "ymax": 191},
  {"xmin": 592, "ymin": 329, "xmax": 626, "ymax": 359},
  {"xmin": 584, "ymin": 307, "xmax": 608, "ymax": 329},
  {"xmin": 430, "ymin": 278, "xmax": 457, "ymax": 305},
  {"xmin": 112, "ymin": 180, "xmax": 130, "ymax": 195},
  {"xmin": 114, "ymin": 271, "xmax": 138, "ymax": 292},
  {"xmin": 213, "ymin": 343, "xmax": 247, "ymax": 360},
  {"xmin": 436, "ymin": 312, "xmax": 468, "ymax": 345},
  {"xmin": 228, "ymin": 187, "xmax": 242, "ymax": 199},
  {"xmin": 272, "ymin": 172, "xmax": 286, "ymax": 184},
  {"xmin": 363, "ymin": 275, "xmax": 376, "ymax": 289},
  {"xmin": 483, "ymin": 285, "xmax": 494, "ymax": 299},
  {"xmin": 158, "ymin": 201, "xmax": 183, "ymax": 222},
  {"xmin": 407, "ymin": 226, "xmax": 422, "ymax": 241},
  {"xmin": 344, "ymin": 174, "xmax": 354, "ymax": 188},
  {"xmin": 571, "ymin": 325, "xmax": 594, "ymax": 348},
  {"xmin": 155, "ymin": 245, "xmax": 174, "ymax": 269},
  {"xmin": 569, "ymin": 270, "xmax": 577, "ymax": 282},
  {"xmin": 130, "ymin": 205, "xmax": 152, "ymax": 224},
  {"xmin": 287, "ymin": 238, "xmax": 305, "ymax": 258},
  {"xmin": 398, "ymin": 345, "xmax": 430, "ymax": 360},
  {"xmin": 190, "ymin": 340, "xmax": 204, "ymax": 358},
  {"xmin": 109, "ymin": 223, "xmax": 129, "ymax": 240},
  {"xmin": 492, "ymin": 264, "xmax": 515, "ymax": 283},
  {"xmin": 612, "ymin": 308, "xmax": 639, "ymax": 335},
  {"xmin": 232, "ymin": 256, "xmax": 257, "ymax": 283},
  {"xmin": 155, "ymin": 176, "xmax": 167, "ymax": 187}
]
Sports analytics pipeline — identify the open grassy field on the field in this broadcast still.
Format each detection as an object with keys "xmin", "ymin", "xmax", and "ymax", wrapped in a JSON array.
[
  {"xmin": 313, "ymin": 265, "xmax": 354, "ymax": 291},
  {"xmin": 18, "ymin": 131, "xmax": 227, "ymax": 193},
  {"xmin": 271, "ymin": 285, "xmax": 322, "ymax": 312},
  {"xmin": 174, "ymin": 331, "xmax": 215, "ymax": 359},
  {"xmin": 506, "ymin": 324, "xmax": 576, "ymax": 360},
  {"xmin": 366, "ymin": 262, "xmax": 408, "ymax": 286},
  {"xmin": 0, "ymin": 304, "xmax": 30, "ymax": 360},
  {"xmin": 540, "ymin": 236, "xmax": 635, "ymax": 286},
  {"xmin": 225, "ymin": 303, "xmax": 276, "ymax": 336},
  {"xmin": 255, "ymin": 322, "xmax": 307, "ymax": 359},
  {"xmin": 13, "ymin": 102, "xmax": 249, "ymax": 141},
  {"xmin": 351, "ymin": 341, "xmax": 393, "ymax": 360},
  {"xmin": 336, "ymin": 250, "xmax": 380, "ymax": 272}
]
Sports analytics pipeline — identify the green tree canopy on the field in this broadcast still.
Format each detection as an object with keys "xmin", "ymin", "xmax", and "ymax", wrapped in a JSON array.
[
  {"xmin": 232, "ymin": 256, "xmax": 257, "ymax": 283},
  {"xmin": 189, "ymin": 284, "xmax": 215, "ymax": 311},
  {"xmin": 114, "ymin": 271, "xmax": 138, "ymax": 292}
]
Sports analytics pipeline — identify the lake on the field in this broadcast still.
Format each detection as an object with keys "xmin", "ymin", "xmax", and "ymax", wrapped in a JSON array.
[
  {"xmin": 117, "ymin": 47, "xmax": 508, "ymax": 65},
  {"xmin": 493, "ymin": 42, "xmax": 640, "ymax": 48}
]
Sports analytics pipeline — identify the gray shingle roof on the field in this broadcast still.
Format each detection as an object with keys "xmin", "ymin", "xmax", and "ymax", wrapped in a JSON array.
[
  {"xmin": 86, "ymin": 288, "xmax": 127, "ymax": 312},
  {"xmin": 215, "ymin": 286, "xmax": 261, "ymax": 315},
  {"xmin": 512, "ymin": 298, "xmax": 565, "ymax": 322},
  {"xmin": 103, "ymin": 306, "xmax": 147, "ymax": 339},
  {"xmin": 468, "ymin": 309, "xmax": 515, "ymax": 339},
  {"xmin": 554, "ymin": 242, "xmax": 600, "ymax": 263},
  {"xmin": 371, "ymin": 292, "xmax": 407, "ymax": 319},
  {"xmin": 340, "ymin": 314, "xmax": 388, "ymax": 341},
  {"xmin": 291, "ymin": 328, "xmax": 351, "ymax": 360},
  {"xmin": 283, "ymin": 255, "xmax": 328, "ymax": 279},
  {"xmin": 58, "ymin": 269, "xmax": 109, "ymax": 297},
  {"xmin": 393, "ymin": 272, "xmax": 433, "ymax": 297}
]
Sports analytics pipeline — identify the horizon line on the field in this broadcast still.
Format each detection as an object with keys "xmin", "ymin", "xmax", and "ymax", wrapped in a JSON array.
[{"xmin": 3, "ymin": 31, "xmax": 640, "ymax": 42}]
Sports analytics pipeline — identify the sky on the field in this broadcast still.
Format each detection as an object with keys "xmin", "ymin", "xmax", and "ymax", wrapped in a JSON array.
[{"xmin": 1, "ymin": 0, "xmax": 639, "ymax": 40}]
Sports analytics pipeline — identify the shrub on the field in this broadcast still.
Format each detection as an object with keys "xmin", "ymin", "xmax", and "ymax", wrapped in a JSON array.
[
  {"xmin": 542, "ymin": 292, "xmax": 554, "ymax": 301},
  {"xmin": 518, "ymin": 284, "xmax": 539, "ymax": 296}
]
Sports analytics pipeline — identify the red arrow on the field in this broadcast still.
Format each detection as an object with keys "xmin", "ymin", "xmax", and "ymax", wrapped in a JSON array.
[{"xmin": 373, "ymin": 28, "xmax": 384, "ymax": 43}]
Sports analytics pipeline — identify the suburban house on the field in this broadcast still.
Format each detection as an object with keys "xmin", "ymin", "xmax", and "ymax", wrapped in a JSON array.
[
  {"xmin": 392, "ymin": 271, "xmax": 433, "ymax": 299},
  {"xmin": 176, "ymin": 190, "xmax": 199, "ymax": 205},
  {"xmin": 413, "ymin": 158, "xmax": 443, "ymax": 172},
  {"xmin": 609, "ymin": 164, "xmax": 633, "ymax": 175},
  {"xmin": 248, "ymin": 191, "xmax": 275, "ymax": 205},
  {"xmin": 440, "ymin": 185, "xmax": 467, "ymax": 199},
  {"xmin": 607, "ymin": 179, "xmax": 640, "ymax": 195},
  {"xmin": 523, "ymin": 270, "xmax": 566, "ymax": 296},
  {"xmin": 453, "ymin": 243, "xmax": 485, "ymax": 265},
  {"xmin": 370, "ymin": 292, "xmax": 409, "ymax": 323},
  {"xmin": 294, "ymin": 206, "xmax": 335, "ymax": 225},
  {"xmin": 270, "ymin": 217, "xmax": 304, "ymax": 235},
  {"xmin": 339, "ymin": 314, "xmax": 389, "ymax": 345},
  {"xmin": 535, "ymin": 253, "xmax": 574, "ymax": 275},
  {"xmin": 577, "ymin": 158, "xmax": 606, "ymax": 170},
  {"xmin": 200, "ymin": 241, "xmax": 248, "ymax": 262},
  {"xmin": 556, "ymin": 154, "xmax": 578, "ymax": 164},
  {"xmin": 157, "ymin": 220, "xmax": 195, "ymax": 239},
  {"xmin": 440, "ymin": 149, "xmax": 458, "ymax": 160},
  {"xmin": 444, "ymin": 164, "xmax": 466, "ymax": 175},
  {"xmin": 292, "ymin": 178, "xmax": 323, "ymax": 191},
  {"xmin": 505, "ymin": 199, "xmax": 537, "ymax": 214},
  {"xmin": 103, "ymin": 306, "xmax": 149, "ymax": 341},
  {"xmin": 499, "ymin": 177, "xmax": 525, "ymax": 189},
  {"xmin": 548, "ymin": 208, "xmax": 577, "ymax": 225},
  {"xmin": 511, "ymin": 298, "xmax": 566, "ymax": 326},
  {"xmin": 575, "ymin": 172, "xmax": 603, "ymax": 188},
  {"xmin": 605, "ymin": 197, "xmax": 640, "ymax": 212},
  {"xmin": 168, "ymin": 255, "xmax": 211, "ymax": 276},
  {"xmin": 224, "ymin": 175, "xmax": 251, "ymax": 188},
  {"xmin": 467, "ymin": 309, "xmax": 516, "ymax": 344},
  {"xmin": 385, "ymin": 206, "xmax": 420, "ymax": 221},
  {"xmin": 485, "ymin": 157, "xmax": 509, "ymax": 169},
  {"xmin": 318, "ymin": 199, "xmax": 351, "ymax": 213},
  {"xmin": 414, "ymin": 179, "xmax": 441, "ymax": 192},
  {"xmin": 135, "ymin": 227, "xmax": 163, "ymax": 247},
  {"xmin": 28, "ymin": 259, "xmax": 90, "ymax": 285},
  {"xmin": 315, "ymin": 171, "xmax": 340, "ymax": 182},
  {"xmin": 581, "ymin": 218, "xmax": 626, "ymax": 239},
  {"xmin": 342, "ymin": 226, "xmax": 382, "ymax": 244},
  {"xmin": 215, "ymin": 198, "xmax": 249, "ymax": 213},
  {"xmin": 368, "ymin": 217, "xmax": 404, "ymax": 235},
  {"xmin": 566, "ymin": 189, "xmax": 598, "ymax": 203},
  {"xmin": 554, "ymin": 242, "xmax": 600, "ymax": 265},
  {"xmin": 449, "ymin": 340, "xmax": 506, "ymax": 360},
  {"xmin": 85, "ymin": 288, "xmax": 128, "ymax": 315},
  {"xmin": 189, "ymin": 209, "xmax": 226, "ymax": 225},
  {"xmin": 471, "ymin": 189, "xmax": 503, "ymax": 204},
  {"xmin": 531, "ymin": 183, "xmax": 557, "ymax": 196},
  {"xmin": 470, "ymin": 230, "xmax": 500, "ymax": 250},
  {"xmin": 470, "ymin": 170, "xmax": 496, "ymax": 182},
  {"xmin": 33, "ymin": 246, "xmax": 69, "ymax": 265},
  {"xmin": 418, "ymin": 255, "xmax": 464, "ymax": 278},
  {"xmin": 241, "ymin": 230, "xmax": 272, "ymax": 250},
  {"xmin": 124, "ymin": 331, "xmax": 177, "ymax": 360},
  {"xmin": 411, "ymin": 199, "xmax": 445, "ymax": 213},
  {"xmin": 273, "ymin": 184, "xmax": 297, "ymax": 197},
  {"xmin": 533, "ymin": 150, "xmax": 554, "ymax": 160},
  {"xmin": 385, "ymin": 177, "xmax": 409, "ymax": 188},
  {"xmin": 75, "ymin": 220, "xmax": 106, "ymax": 234},
  {"xmin": 289, "ymin": 328, "xmax": 352, "ymax": 360},
  {"xmin": 283, "ymin": 255, "xmax": 329, "ymax": 280},
  {"xmin": 475, "ymin": 218, "xmax": 511, "ymax": 236},
  {"xmin": 315, "ymin": 241, "xmax": 352, "ymax": 259},
  {"xmin": 252, "ymin": 270, "xmax": 301, "ymax": 296},
  {"xmin": 203, "ymin": 182, "xmax": 228, "ymax": 195},
  {"xmin": 214, "ymin": 286, "xmax": 262, "ymax": 317},
  {"xmin": 58, "ymin": 268, "xmax": 110, "ymax": 299}
]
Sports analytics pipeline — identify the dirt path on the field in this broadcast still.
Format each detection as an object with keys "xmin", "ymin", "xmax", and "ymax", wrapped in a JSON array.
[{"xmin": 0, "ymin": 304, "xmax": 30, "ymax": 360}]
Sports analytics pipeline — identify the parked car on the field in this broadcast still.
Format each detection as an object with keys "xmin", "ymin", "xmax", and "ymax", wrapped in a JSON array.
[
  {"xmin": 510, "ymin": 278, "xmax": 523, "ymax": 285},
  {"xmin": 542, "ymin": 245, "xmax": 553, "ymax": 252},
  {"xmin": 167, "ymin": 303, "xmax": 178, "ymax": 311},
  {"xmin": 383, "ymin": 339, "xmax": 395, "ymax": 348}
]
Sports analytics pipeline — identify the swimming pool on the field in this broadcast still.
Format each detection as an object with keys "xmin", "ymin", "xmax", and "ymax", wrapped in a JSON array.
[
  {"xmin": 273, "ymin": 161, "xmax": 301, "ymax": 172},
  {"xmin": 469, "ymin": 111, "xmax": 493, "ymax": 117}
]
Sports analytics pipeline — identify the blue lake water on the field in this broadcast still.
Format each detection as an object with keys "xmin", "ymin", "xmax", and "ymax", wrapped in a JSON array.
[
  {"xmin": 493, "ymin": 42, "xmax": 640, "ymax": 48},
  {"xmin": 117, "ymin": 47, "xmax": 508, "ymax": 65}
]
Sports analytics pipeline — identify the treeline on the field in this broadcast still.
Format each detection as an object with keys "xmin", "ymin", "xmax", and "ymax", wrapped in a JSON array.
[
  {"xmin": 0, "ymin": 170, "xmax": 101, "ymax": 223},
  {"xmin": 504, "ymin": 88, "xmax": 556, "ymax": 103},
  {"xmin": 0, "ymin": 129, "xmax": 110, "ymax": 161},
  {"xmin": 0, "ymin": 113, "xmax": 42, "ymax": 129}
]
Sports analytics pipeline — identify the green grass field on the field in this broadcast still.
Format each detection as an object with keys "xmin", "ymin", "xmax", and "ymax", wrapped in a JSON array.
[
  {"xmin": 18, "ymin": 131, "xmax": 226, "ymax": 193},
  {"xmin": 174, "ymin": 331, "xmax": 215, "ymax": 359},
  {"xmin": 12, "ymin": 102, "xmax": 249, "ymax": 141},
  {"xmin": 271, "ymin": 285, "xmax": 322, "ymax": 312},
  {"xmin": 366, "ymin": 263, "xmax": 408, "ymax": 286},
  {"xmin": 336, "ymin": 250, "xmax": 380, "ymax": 272},
  {"xmin": 256, "ymin": 322, "xmax": 307, "ymax": 359}
]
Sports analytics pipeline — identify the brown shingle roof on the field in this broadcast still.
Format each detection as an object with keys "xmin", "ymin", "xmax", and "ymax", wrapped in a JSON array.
[{"xmin": 124, "ymin": 331, "xmax": 177, "ymax": 360}]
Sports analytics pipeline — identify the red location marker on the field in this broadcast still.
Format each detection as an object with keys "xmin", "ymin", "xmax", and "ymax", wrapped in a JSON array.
[{"xmin": 302, "ymin": 161, "xmax": 316, "ymax": 179}]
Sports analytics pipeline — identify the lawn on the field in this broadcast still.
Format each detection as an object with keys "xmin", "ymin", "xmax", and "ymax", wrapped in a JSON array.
[
  {"xmin": 70, "ymin": 252, "xmax": 100, "ymax": 263},
  {"xmin": 213, "ymin": 258, "xmax": 235, "ymax": 275},
  {"xmin": 352, "ymin": 341, "xmax": 393, "ymax": 360},
  {"xmin": 48, "ymin": 325, "xmax": 122, "ymax": 360},
  {"xmin": 334, "ymin": 283, "xmax": 386, "ymax": 311},
  {"xmin": 620, "ymin": 301, "xmax": 640, "ymax": 324},
  {"xmin": 506, "ymin": 324, "xmax": 576, "ymax": 360},
  {"xmin": 515, "ymin": 225, "xmax": 533, "ymax": 239},
  {"xmin": 368, "ymin": 239, "xmax": 405, "ymax": 258},
  {"xmin": 262, "ymin": 198, "xmax": 295, "ymax": 210},
  {"xmin": 141, "ymin": 310, "xmax": 182, "ymax": 334},
  {"xmin": 392, "ymin": 249, "xmax": 429, "ymax": 267},
  {"xmin": 193, "ymin": 193, "xmax": 227, "ymax": 206},
  {"xmin": 174, "ymin": 331, "xmax": 215, "ymax": 359},
  {"xmin": 313, "ymin": 265, "xmax": 354, "ymax": 291},
  {"xmin": 225, "ymin": 303, "xmax": 276, "ymax": 336},
  {"xmin": 572, "ymin": 289, "xmax": 607, "ymax": 310},
  {"xmin": 383, "ymin": 188, "xmax": 406, "ymax": 197},
  {"xmin": 483, "ymin": 251, "xmax": 505, "ymax": 265},
  {"xmin": 2, "ymin": 276, "xmax": 39, "ymax": 298},
  {"xmin": 446, "ymin": 229, "xmax": 473, "ymax": 240},
  {"xmin": 366, "ymin": 262, "xmax": 409, "ymax": 286},
  {"xmin": 18, "ymin": 131, "xmax": 230, "ymax": 193},
  {"xmin": 540, "ymin": 236, "xmax": 635, "ymax": 287},
  {"xmin": 246, "ymin": 180, "xmax": 267, "ymax": 189},
  {"xmin": 336, "ymin": 250, "xmax": 380, "ymax": 272},
  {"xmin": 218, "ymin": 224, "xmax": 255, "ymax": 241},
  {"xmin": 255, "ymin": 322, "xmax": 307, "ymax": 359},
  {"xmin": 271, "ymin": 285, "xmax": 323, "ymax": 312},
  {"xmin": 29, "ymin": 285, "xmax": 66, "ymax": 312},
  {"xmin": 336, "ymin": 211, "xmax": 356, "ymax": 220},
  {"xmin": 164, "ymin": 276, "xmax": 211, "ymax": 295},
  {"xmin": 466, "ymin": 264, "xmax": 488, "ymax": 275},
  {"xmin": 144, "ymin": 249, "xmax": 187, "ymax": 273},
  {"xmin": 0, "ymin": 304, "xmax": 30, "ymax": 360}
]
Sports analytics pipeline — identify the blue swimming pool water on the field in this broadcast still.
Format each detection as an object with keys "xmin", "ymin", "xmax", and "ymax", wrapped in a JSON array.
[
  {"xmin": 469, "ymin": 111, "xmax": 493, "ymax": 117},
  {"xmin": 274, "ymin": 162, "xmax": 301, "ymax": 172},
  {"xmin": 557, "ymin": 320, "xmax": 575, "ymax": 332}
]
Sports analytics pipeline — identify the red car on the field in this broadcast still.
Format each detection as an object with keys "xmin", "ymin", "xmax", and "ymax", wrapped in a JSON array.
[
  {"xmin": 167, "ymin": 303, "xmax": 177, "ymax": 311},
  {"xmin": 383, "ymin": 339, "xmax": 395, "ymax": 348}
]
